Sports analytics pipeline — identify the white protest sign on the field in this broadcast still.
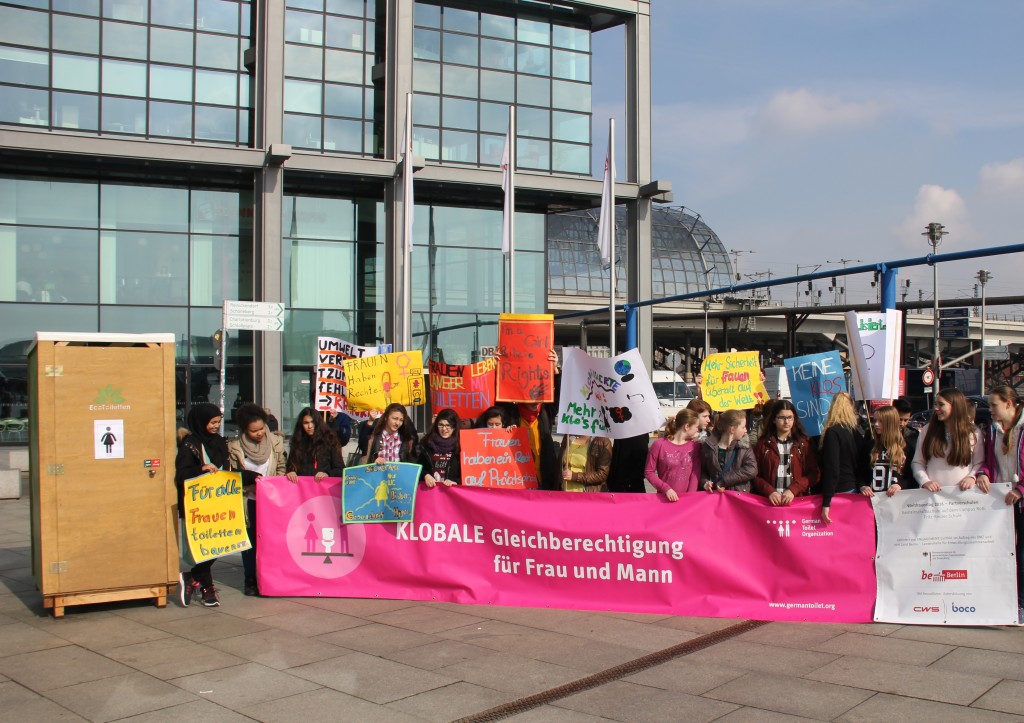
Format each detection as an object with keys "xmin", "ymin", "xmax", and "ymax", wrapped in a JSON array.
[
  {"xmin": 555, "ymin": 348, "xmax": 663, "ymax": 439},
  {"xmin": 873, "ymin": 485, "xmax": 1017, "ymax": 625},
  {"xmin": 845, "ymin": 310, "xmax": 902, "ymax": 401},
  {"xmin": 315, "ymin": 336, "xmax": 389, "ymax": 418}
]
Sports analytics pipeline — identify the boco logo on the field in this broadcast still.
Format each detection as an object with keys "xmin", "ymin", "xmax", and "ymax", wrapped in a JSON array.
[{"xmin": 952, "ymin": 605, "xmax": 977, "ymax": 613}]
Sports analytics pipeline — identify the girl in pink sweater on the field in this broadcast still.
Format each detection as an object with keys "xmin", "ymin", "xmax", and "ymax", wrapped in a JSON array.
[{"xmin": 645, "ymin": 408, "xmax": 703, "ymax": 501}]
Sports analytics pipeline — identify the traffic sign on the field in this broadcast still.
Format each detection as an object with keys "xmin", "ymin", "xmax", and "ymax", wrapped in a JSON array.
[
  {"xmin": 984, "ymin": 352, "xmax": 1010, "ymax": 361},
  {"xmin": 223, "ymin": 301, "xmax": 285, "ymax": 332},
  {"xmin": 938, "ymin": 328, "xmax": 969, "ymax": 339},
  {"xmin": 939, "ymin": 307, "xmax": 969, "ymax": 319},
  {"xmin": 938, "ymin": 317, "xmax": 969, "ymax": 328},
  {"xmin": 922, "ymin": 368, "xmax": 935, "ymax": 385}
]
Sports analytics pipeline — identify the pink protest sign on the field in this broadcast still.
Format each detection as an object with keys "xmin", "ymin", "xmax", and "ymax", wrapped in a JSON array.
[{"xmin": 256, "ymin": 477, "xmax": 876, "ymax": 623}]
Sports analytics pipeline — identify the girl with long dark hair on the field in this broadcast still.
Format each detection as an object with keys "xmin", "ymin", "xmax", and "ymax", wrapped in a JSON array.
[
  {"xmin": 752, "ymin": 399, "xmax": 819, "ymax": 505},
  {"xmin": 286, "ymin": 407, "xmax": 345, "ymax": 482},
  {"xmin": 364, "ymin": 402, "xmax": 419, "ymax": 464},
  {"xmin": 912, "ymin": 388, "xmax": 983, "ymax": 491},
  {"xmin": 420, "ymin": 408, "xmax": 462, "ymax": 487}
]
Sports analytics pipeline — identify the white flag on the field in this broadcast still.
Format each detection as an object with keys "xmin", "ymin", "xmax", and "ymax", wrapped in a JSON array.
[
  {"xmin": 596, "ymin": 131, "xmax": 614, "ymax": 265},
  {"xmin": 400, "ymin": 94, "xmax": 414, "ymax": 259},
  {"xmin": 500, "ymin": 124, "xmax": 514, "ymax": 257}
]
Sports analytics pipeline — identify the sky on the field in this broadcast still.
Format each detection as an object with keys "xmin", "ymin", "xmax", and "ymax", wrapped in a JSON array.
[{"xmin": 591, "ymin": 0, "xmax": 1024, "ymax": 314}]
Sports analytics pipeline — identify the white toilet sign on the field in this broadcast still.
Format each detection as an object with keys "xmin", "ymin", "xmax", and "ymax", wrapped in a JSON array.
[{"xmin": 94, "ymin": 420, "xmax": 125, "ymax": 459}]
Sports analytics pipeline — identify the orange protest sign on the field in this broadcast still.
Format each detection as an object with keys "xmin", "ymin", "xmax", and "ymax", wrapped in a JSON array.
[
  {"xmin": 496, "ymin": 313, "xmax": 554, "ymax": 403},
  {"xmin": 459, "ymin": 427, "xmax": 539, "ymax": 489}
]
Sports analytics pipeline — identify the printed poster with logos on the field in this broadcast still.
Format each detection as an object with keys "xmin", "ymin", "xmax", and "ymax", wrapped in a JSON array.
[
  {"xmin": 496, "ymin": 313, "xmax": 555, "ymax": 403},
  {"xmin": 428, "ymin": 358, "xmax": 497, "ymax": 420},
  {"xmin": 183, "ymin": 471, "xmax": 251, "ymax": 563},
  {"xmin": 873, "ymin": 485, "xmax": 1017, "ymax": 625},
  {"xmin": 699, "ymin": 351, "xmax": 769, "ymax": 412},
  {"xmin": 342, "ymin": 463, "xmax": 420, "ymax": 524},
  {"xmin": 342, "ymin": 350, "xmax": 426, "ymax": 412},
  {"xmin": 556, "ymin": 348, "xmax": 663, "ymax": 438},
  {"xmin": 783, "ymin": 351, "xmax": 847, "ymax": 436},
  {"xmin": 460, "ymin": 427, "xmax": 539, "ymax": 489},
  {"xmin": 315, "ymin": 336, "xmax": 391, "ymax": 419},
  {"xmin": 844, "ymin": 310, "xmax": 902, "ymax": 401}
]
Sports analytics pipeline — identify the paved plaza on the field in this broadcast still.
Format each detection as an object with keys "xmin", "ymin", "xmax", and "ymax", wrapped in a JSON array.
[{"xmin": 3, "ymin": 490, "xmax": 1024, "ymax": 722}]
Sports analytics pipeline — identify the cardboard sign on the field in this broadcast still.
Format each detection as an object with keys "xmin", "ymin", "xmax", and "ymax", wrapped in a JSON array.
[
  {"xmin": 460, "ymin": 427, "xmax": 539, "ymax": 489},
  {"xmin": 845, "ymin": 310, "xmax": 902, "ymax": 401},
  {"xmin": 555, "ymin": 348, "xmax": 663, "ymax": 438},
  {"xmin": 183, "ymin": 470, "xmax": 251, "ymax": 563},
  {"xmin": 342, "ymin": 350, "xmax": 426, "ymax": 412},
  {"xmin": 428, "ymin": 358, "xmax": 497, "ymax": 420},
  {"xmin": 342, "ymin": 462, "xmax": 420, "ymax": 524},
  {"xmin": 700, "ymin": 352, "xmax": 769, "ymax": 411},
  {"xmin": 784, "ymin": 351, "xmax": 847, "ymax": 436},
  {"xmin": 496, "ymin": 313, "xmax": 555, "ymax": 403},
  {"xmin": 315, "ymin": 336, "xmax": 389, "ymax": 419}
]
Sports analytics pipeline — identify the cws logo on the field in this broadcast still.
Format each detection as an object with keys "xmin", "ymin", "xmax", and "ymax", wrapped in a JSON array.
[
  {"xmin": 913, "ymin": 605, "xmax": 940, "ymax": 613},
  {"xmin": 921, "ymin": 569, "xmax": 968, "ymax": 582}
]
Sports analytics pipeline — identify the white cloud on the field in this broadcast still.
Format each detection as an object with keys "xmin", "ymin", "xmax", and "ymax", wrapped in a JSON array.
[
  {"xmin": 755, "ymin": 88, "xmax": 882, "ymax": 135},
  {"xmin": 896, "ymin": 184, "xmax": 974, "ymax": 248},
  {"xmin": 980, "ymin": 158, "xmax": 1024, "ymax": 194}
]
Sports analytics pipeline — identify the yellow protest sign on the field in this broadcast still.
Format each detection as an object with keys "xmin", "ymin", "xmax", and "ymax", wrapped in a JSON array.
[
  {"xmin": 342, "ymin": 350, "xmax": 426, "ymax": 412},
  {"xmin": 700, "ymin": 351, "xmax": 769, "ymax": 411},
  {"xmin": 183, "ymin": 470, "xmax": 250, "ymax": 563}
]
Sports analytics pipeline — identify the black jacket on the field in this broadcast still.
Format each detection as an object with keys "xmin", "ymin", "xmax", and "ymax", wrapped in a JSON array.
[
  {"xmin": 820, "ymin": 425, "xmax": 862, "ymax": 507},
  {"xmin": 287, "ymin": 442, "xmax": 345, "ymax": 477},
  {"xmin": 418, "ymin": 440, "xmax": 462, "ymax": 484}
]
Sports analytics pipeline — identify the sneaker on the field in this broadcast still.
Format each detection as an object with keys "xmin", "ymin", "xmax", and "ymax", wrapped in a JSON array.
[
  {"xmin": 201, "ymin": 585, "xmax": 220, "ymax": 607},
  {"xmin": 243, "ymin": 577, "xmax": 259, "ymax": 597},
  {"xmin": 179, "ymin": 572, "xmax": 195, "ymax": 607}
]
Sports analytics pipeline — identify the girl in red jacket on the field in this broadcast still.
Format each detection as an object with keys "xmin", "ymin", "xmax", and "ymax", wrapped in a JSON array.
[{"xmin": 752, "ymin": 400, "xmax": 819, "ymax": 506}]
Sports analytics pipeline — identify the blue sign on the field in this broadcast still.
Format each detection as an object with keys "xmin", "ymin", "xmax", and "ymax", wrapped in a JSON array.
[
  {"xmin": 342, "ymin": 462, "xmax": 420, "ymax": 524},
  {"xmin": 784, "ymin": 351, "xmax": 847, "ymax": 436}
]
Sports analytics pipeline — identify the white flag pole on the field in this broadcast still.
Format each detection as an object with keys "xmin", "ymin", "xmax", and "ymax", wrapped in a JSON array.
[
  {"xmin": 402, "ymin": 92, "xmax": 413, "ymax": 352},
  {"xmin": 502, "ymin": 106, "xmax": 516, "ymax": 313},
  {"xmin": 607, "ymin": 119, "xmax": 616, "ymax": 355}
]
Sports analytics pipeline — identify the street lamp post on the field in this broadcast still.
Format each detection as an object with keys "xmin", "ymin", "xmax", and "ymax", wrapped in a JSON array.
[
  {"xmin": 977, "ymin": 269, "xmax": 992, "ymax": 393},
  {"xmin": 923, "ymin": 223, "xmax": 947, "ymax": 399}
]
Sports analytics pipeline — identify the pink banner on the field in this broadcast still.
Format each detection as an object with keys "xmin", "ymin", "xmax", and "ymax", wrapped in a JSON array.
[{"xmin": 256, "ymin": 477, "xmax": 876, "ymax": 622}]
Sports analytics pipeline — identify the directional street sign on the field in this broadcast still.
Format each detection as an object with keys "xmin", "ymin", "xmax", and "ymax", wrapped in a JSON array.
[
  {"xmin": 939, "ymin": 317, "xmax": 969, "ymax": 328},
  {"xmin": 939, "ymin": 307, "xmax": 970, "ymax": 319},
  {"xmin": 938, "ymin": 328, "xmax": 969, "ymax": 339},
  {"xmin": 984, "ymin": 346, "xmax": 1010, "ymax": 361},
  {"xmin": 223, "ymin": 301, "xmax": 285, "ymax": 332}
]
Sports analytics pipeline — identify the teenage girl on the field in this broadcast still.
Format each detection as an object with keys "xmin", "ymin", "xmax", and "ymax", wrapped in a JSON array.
[
  {"xmin": 363, "ymin": 402, "xmax": 419, "ymax": 464},
  {"xmin": 701, "ymin": 409, "xmax": 757, "ymax": 492},
  {"xmin": 752, "ymin": 399, "xmax": 819, "ymax": 505},
  {"xmin": 912, "ymin": 388, "xmax": 983, "ymax": 491},
  {"xmin": 819, "ymin": 393, "xmax": 862, "ymax": 523},
  {"xmin": 859, "ymin": 405, "xmax": 915, "ymax": 498},
  {"xmin": 419, "ymin": 408, "xmax": 461, "ymax": 487},
  {"xmin": 686, "ymin": 398, "xmax": 713, "ymax": 440},
  {"xmin": 558, "ymin": 433, "xmax": 612, "ymax": 492},
  {"xmin": 286, "ymin": 407, "xmax": 346, "ymax": 481},
  {"xmin": 645, "ymin": 408, "xmax": 703, "ymax": 501}
]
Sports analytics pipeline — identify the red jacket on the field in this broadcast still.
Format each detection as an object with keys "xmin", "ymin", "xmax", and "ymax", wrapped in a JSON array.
[{"xmin": 752, "ymin": 435, "xmax": 820, "ymax": 498}]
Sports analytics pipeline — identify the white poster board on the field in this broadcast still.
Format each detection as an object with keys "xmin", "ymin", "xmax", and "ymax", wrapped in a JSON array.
[
  {"xmin": 873, "ymin": 485, "xmax": 1017, "ymax": 625},
  {"xmin": 845, "ymin": 310, "xmax": 902, "ymax": 401}
]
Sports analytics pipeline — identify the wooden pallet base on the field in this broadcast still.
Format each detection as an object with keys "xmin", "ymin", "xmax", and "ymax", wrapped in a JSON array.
[{"xmin": 43, "ymin": 585, "xmax": 170, "ymax": 618}]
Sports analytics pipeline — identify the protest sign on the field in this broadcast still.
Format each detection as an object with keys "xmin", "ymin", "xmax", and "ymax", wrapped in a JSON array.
[
  {"xmin": 460, "ymin": 427, "xmax": 539, "ymax": 489},
  {"xmin": 873, "ymin": 485, "xmax": 1017, "ymax": 625},
  {"xmin": 342, "ymin": 462, "xmax": 420, "ymax": 523},
  {"xmin": 784, "ymin": 351, "xmax": 847, "ymax": 436},
  {"xmin": 315, "ymin": 336, "xmax": 389, "ymax": 418},
  {"xmin": 342, "ymin": 350, "xmax": 426, "ymax": 412},
  {"xmin": 700, "ymin": 352, "xmax": 769, "ymax": 411},
  {"xmin": 496, "ymin": 313, "xmax": 555, "ymax": 403},
  {"xmin": 845, "ymin": 310, "xmax": 902, "ymax": 401},
  {"xmin": 556, "ymin": 348, "xmax": 663, "ymax": 438},
  {"xmin": 183, "ymin": 470, "xmax": 250, "ymax": 563},
  {"xmin": 428, "ymin": 358, "xmax": 497, "ymax": 420}
]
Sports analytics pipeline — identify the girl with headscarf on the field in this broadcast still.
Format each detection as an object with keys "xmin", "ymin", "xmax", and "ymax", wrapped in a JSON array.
[{"xmin": 174, "ymin": 403, "xmax": 229, "ymax": 608}]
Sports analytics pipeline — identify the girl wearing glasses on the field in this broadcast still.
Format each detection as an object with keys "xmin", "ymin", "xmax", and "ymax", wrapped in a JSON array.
[
  {"xmin": 420, "ymin": 408, "xmax": 462, "ymax": 487},
  {"xmin": 752, "ymin": 399, "xmax": 819, "ymax": 506}
]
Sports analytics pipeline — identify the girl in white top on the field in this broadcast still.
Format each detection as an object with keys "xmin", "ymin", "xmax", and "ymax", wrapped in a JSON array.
[{"xmin": 912, "ymin": 388, "xmax": 984, "ymax": 491}]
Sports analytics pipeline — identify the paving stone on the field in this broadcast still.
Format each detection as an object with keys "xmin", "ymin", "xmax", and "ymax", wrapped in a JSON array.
[
  {"xmin": 147, "ymin": 610, "xmax": 272, "ymax": 642},
  {"xmin": 890, "ymin": 625, "xmax": 1024, "ymax": 653},
  {"xmin": 806, "ymin": 654, "xmax": 999, "ymax": 705},
  {"xmin": 973, "ymin": 679, "xmax": 1024, "ymax": 715},
  {"xmin": 386, "ymin": 680, "xmax": 515, "ymax": 722},
  {"xmin": 0, "ymin": 572, "xmax": 34, "ymax": 593},
  {"xmin": 538, "ymin": 613, "xmax": 699, "ymax": 652},
  {"xmin": 714, "ymin": 707, "xmax": 822, "ymax": 722},
  {"xmin": 684, "ymin": 639, "xmax": 839, "ymax": 676},
  {"xmin": 0, "ymin": 620, "xmax": 71, "ymax": 657},
  {"xmin": 39, "ymin": 614, "xmax": 173, "ymax": 652},
  {"xmin": 297, "ymin": 596, "xmax": 421, "ymax": 617},
  {"xmin": 106, "ymin": 637, "xmax": 248, "ymax": 680},
  {"xmin": 209, "ymin": 628, "xmax": 352, "ymax": 670},
  {"xmin": 113, "ymin": 598, "xmax": 219, "ymax": 624},
  {"xmin": 534, "ymin": 638, "xmax": 651, "ymax": 674},
  {"xmin": 47, "ymin": 671, "xmax": 197, "ymax": 723},
  {"xmin": 840, "ymin": 692, "xmax": 1020, "ymax": 721},
  {"xmin": 241, "ymin": 606, "xmax": 366, "ymax": 636},
  {"xmin": 0, "ymin": 645, "xmax": 133, "ymax": 692},
  {"xmin": 932, "ymin": 646, "xmax": 1024, "ymax": 682},
  {"xmin": 705, "ymin": 671, "xmax": 874, "ymax": 719},
  {"xmin": 289, "ymin": 650, "xmax": 456, "ymax": 704},
  {"xmin": 242, "ymin": 687, "xmax": 424, "ymax": 722},
  {"xmin": 0, "ymin": 681, "xmax": 87, "ymax": 720},
  {"xmin": 622, "ymin": 657, "xmax": 747, "ymax": 695},
  {"xmin": 438, "ymin": 651, "xmax": 585, "ymax": 695},
  {"xmin": 317, "ymin": 622, "xmax": 440, "ymax": 655},
  {"xmin": 553, "ymin": 679, "xmax": 740, "ymax": 723},
  {"xmin": 590, "ymin": 609, "xmax": 675, "ymax": 624},
  {"xmin": 734, "ymin": 621, "xmax": 848, "ymax": 649},
  {"xmin": 504, "ymin": 707, "xmax": 614, "ymax": 722},
  {"xmin": 382, "ymin": 638, "xmax": 497, "ymax": 671},
  {"xmin": 114, "ymin": 698, "xmax": 253, "ymax": 722},
  {"xmin": 0, "ymin": 548, "xmax": 29, "ymax": 572},
  {"xmin": 811, "ymin": 631, "xmax": 954, "ymax": 665},
  {"xmin": 212, "ymin": 595, "xmax": 315, "ymax": 621},
  {"xmin": 170, "ymin": 661, "xmax": 320, "ymax": 710},
  {"xmin": 368, "ymin": 603, "xmax": 490, "ymax": 633}
]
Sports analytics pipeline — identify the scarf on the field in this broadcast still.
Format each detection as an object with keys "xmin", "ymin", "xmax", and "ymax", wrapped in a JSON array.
[
  {"xmin": 518, "ymin": 403, "xmax": 540, "ymax": 425},
  {"xmin": 239, "ymin": 431, "xmax": 272, "ymax": 465},
  {"xmin": 186, "ymin": 403, "xmax": 228, "ymax": 469},
  {"xmin": 430, "ymin": 433, "xmax": 457, "ymax": 455}
]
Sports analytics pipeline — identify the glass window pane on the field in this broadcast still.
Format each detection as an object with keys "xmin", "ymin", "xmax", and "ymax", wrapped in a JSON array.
[
  {"xmin": 552, "ymin": 79, "xmax": 589, "ymax": 112},
  {"xmin": 53, "ymin": 15, "xmax": 100, "ymax": 55},
  {"xmin": 1, "ymin": 226, "xmax": 98, "ymax": 304},
  {"xmin": 102, "ymin": 58, "xmax": 147, "ymax": 96},
  {"xmin": 413, "ymin": 60, "xmax": 439, "ymax": 93},
  {"xmin": 517, "ymin": 18, "xmax": 549, "ymax": 45},
  {"xmin": 150, "ymin": 65, "xmax": 193, "ymax": 101},
  {"xmin": 190, "ymin": 234, "xmax": 245, "ymax": 305},
  {"xmin": 239, "ymin": 74, "xmax": 251, "ymax": 107},
  {"xmin": 442, "ymin": 32, "xmax": 477, "ymax": 65},
  {"xmin": 412, "ymin": 126, "xmax": 439, "ymax": 160},
  {"xmin": 100, "ymin": 231, "xmax": 187, "ymax": 304},
  {"xmin": 53, "ymin": 55, "xmax": 99, "ymax": 93},
  {"xmin": 101, "ymin": 185, "xmax": 188, "ymax": 232},
  {"xmin": 325, "ymin": 83, "xmax": 362, "ymax": 117},
  {"xmin": 288, "ymin": 0, "xmax": 323, "ymax": 10},
  {"xmin": 197, "ymin": 0, "xmax": 239, "ymax": 34},
  {"xmin": 196, "ymin": 33, "xmax": 238, "ymax": 69},
  {"xmin": 517, "ymin": 138, "xmax": 549, "ymax": 171},
  {"xmin": 0, "ymin": 6, "xmax": 49, "ymax": 48},
  {"xmin": 552, "ymin": 111, "xmax": 588, "ymax": 142},
  {"xmin": 284, "ymin": 79, "xmax": 321, "ymax": 114},
  {"xmin": 238, "ymin": 107, "xmax": 250, "ymax": 144},
  {"xmin": 442, "ymin": 64, "xmax": 477, "ymax": 98},
  {"xmin": 441, "ymin": 129, "xmax": 477, "ymax": 163},
  {"xmin": 0, "ymin": 305, "xmax": 97, "ymax": 358},
  {"xmin": 479, "ymin": 69, "xmax": 513, "ymax": 102},
  {"xmin": 413, "ymin": 28, "xmax": 440, "ymax": 61},
  {"xmin": 53, "ymin": 92, "xmax": 99, "ymax": 130},
  {"xmin": 289, "ymin": 239, "xmax": 355, "ymax": 308},
  {"xmin": 0, "ymin": 178, "xmax": 98, "ymax": 228},
  {"xmin": 479, "ymin": 102, "xmax": 508, "ymax": 135},
  {"xmin": 324, "ymin": 117, "xmax": 361, "ymax": 152},
  {"xmin": 414, "ymin": 3, "xmax": 440, "ymax": 29},
  {"xmin": 103, "ymin": 0, "xmax": 147, "ymax": 23},
  {"xmin": 325, "ymin": 15, "xmax": 363, "ymax": 50},
  {"xmin": 103, "ymin": 21, "xmax": 148, "ymax": 60},
  {"xmin": 150, "ymin": 27, "xmax": 194, "ymax": 65},
  {"xmin": 101, "ymin": 96, "xmax": 146, "ymax": 132},
  {"xmin": 54, "ymin": 0, "xmax": 101, "ymax": 14},
  {"xmin": 517, "ymin": 107, "xmax": 549, "ymax": 138},
  {"xmin": 195, "ymin": 69, "xmax": 237, "ymax": 105},
  {"xmin": 553, "ymin": 142, "xmax": 589, "ymax": 174},
  {"xmin": 517, "ymin": 75, "xmax": 550, "ymax": 107},
  {"xmin": 149, "ymin": 100, "xmax": 193, "ymax": 137},
  {"xmin": 191, "ymin": 189, "xmax": 246, "ymax": 235},
  {"xmin": 324, "ymin": 48, "xmax": 361, "ymax": 83},
  {"xmin": 151, "ymin": 1, "xmax": 194, "ymax": 28},
  {"xmin": 194, "ymin": 104, "xmax": 236, "ymax": 141},
  {"xmin": 517, "ymin": 212, "xmax": 545, "ymax": 252},
  {"xmin": 479, "ymin": 133, "xmax": 503, "ymax": 165},
  {"xmin": 101, "ymin": 306, "xmax": 187, "ymax": 354},
  {"xmin": 480, "ymin": 38, "xmax": 514, "ymax": 71},
  {"xmin": 327, "ymin": 0, "xmax": 365, "ymax": 15},
  {"xmin": 285, "ymin": 43, "xmax": 324, "ymax": 79},
  {"xmin": 517, "ymin": 44, "xmax": 549, "ymax": 76},
  {"xmin": 443, "ymin": 7, "xmax": 476, "ymax": 34},
  {"xmin": 285, "ymin": 9, "xmax": 323, "ymax": 45},
  {"xmin": 553, "ymin": 24, "xmax": 589, "ymax": 51},
  {"xmin": 442, "ymin": 97, "xmax": 476, "ymax": 131},
  {"xmin": 282, "ymin": 196, "xmax": 357, "ymax": 240},
  {"xmin": 283, "ymin": 113, "xmax": 321, "ymax": 149},
  {"xmin": 0, "ymin": 47, "xmax": 49, "ymax": 86},
  {"xmin": 552, "ymin": 49, "xmax": 588, "ymax": 81},
  {"xmin": 480, "ymin": 13, "xmax": 514, "ymax": 40}
]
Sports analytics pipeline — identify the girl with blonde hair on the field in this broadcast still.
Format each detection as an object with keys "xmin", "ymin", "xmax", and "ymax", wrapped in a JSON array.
[
  {"xmin": 646, "ymin": 408, "xmax": 703, "ymax": 501},
  {"xmin": 819, "ymin": 392, "xmax": 862, "ymax": 524},
  {"xmin": 859, "ymin": 405, "xmax": 915, "ymax": 497}
]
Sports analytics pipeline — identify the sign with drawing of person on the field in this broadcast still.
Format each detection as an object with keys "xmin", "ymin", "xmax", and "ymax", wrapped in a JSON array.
[
  {"xmin": 342, "ymin": 462, "xmax": 420, "ymax": 523},
  {"xmin": 342, "ymin": 350, "xmax": 426, "ymax": 412},
  {"xmin": 93, "ymin": 419, "xmax": 124, "ymax": 459}
]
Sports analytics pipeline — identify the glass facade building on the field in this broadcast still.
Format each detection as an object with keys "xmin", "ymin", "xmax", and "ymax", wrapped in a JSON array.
[{"xmin": 0, "ymin": 0, "xmax": 660, "ymax": 435}]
